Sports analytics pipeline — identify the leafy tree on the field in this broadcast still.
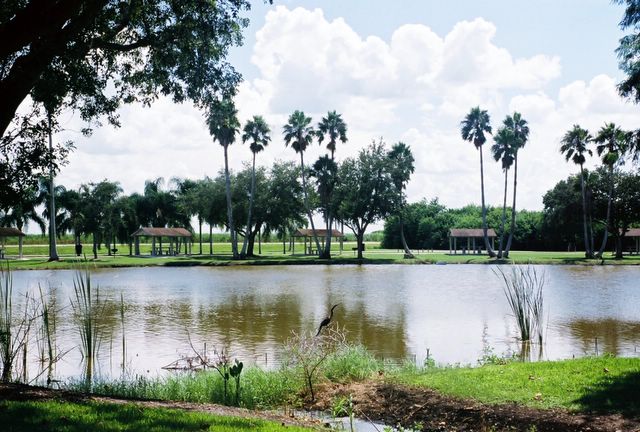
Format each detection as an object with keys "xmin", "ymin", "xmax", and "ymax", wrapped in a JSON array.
[
  {"xmin": 0, "ymin": 0, "xmax": 259, "ymax": 139},
  {"xmin": 560, "ymin": 125, "xmax": 594, "ymax": 257},
  {"xmin": 0, "ymin": 109, "xmax": 72, "ymax": 210},
  {"xmin": 310, "ymin": 155, "xmax": 339, "ymax": 259},
  {"xmin": 615, "ymin": 0, "xmax": 640, "ymax": 103},
  {"xmin": 593, "ymin": 123, "xmax": 630, "ymax": 257},
  {"xmin": 263, "ymin": 161, "xmax": 306, "ymax": 254},
  {"xmin": 57, "ymin": 188, "xmax": 85, "ymax": 251},
  {"xmin": 335, "ymin": 140, "xmax": 398, "ymax": 259},
  {"xmin": 207, "ymin": 98, "xmax": 240, "ymax": 259},
  {"xmin": 387, "ymin": 142, "xmax": 415, "ymax": 258},
  {"xmin": 460, "ymin": 107, "xmax": 495, "ymax": 257},
  {"xmin": 283, "ymin": 110, "xmax": 322, "ymax": 255},
  {"xmin": 0, "ymin": 186, "xmax": 45, "ymax": 235},
  {"xmin": 241, "ymin": 115, "xmax": 271, "ymax": 258},
  {"xmin": 79, "ymin": 180, "xmax": 122, "ymax": 259},
  {"xmin": 502, "ymin": 112, "xmax": 529, "ymax": 257},
  {"xmin": 491, "ymin": 127, "xmax": 515, "ymax": 258},
  {"xmin": 609, "ymin": 170, "xmax": 640, "ymax": 258}
]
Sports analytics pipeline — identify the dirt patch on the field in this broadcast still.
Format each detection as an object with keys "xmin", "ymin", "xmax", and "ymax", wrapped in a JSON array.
[{"xmin": 311, "ymin": 381, "xmax": 640, "ymax": 432}]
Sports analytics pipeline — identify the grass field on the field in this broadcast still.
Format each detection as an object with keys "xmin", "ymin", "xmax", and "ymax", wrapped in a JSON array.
[
  {"xmin": 392, "ymin": 356, "xmax": 640, "ymax": 415},
  {"xmin": 0, "ymin": 399, "xmax": 315, "ymax": 432},
  {"xmin": 3, "ymin": 241, "xmax": 640, "ymax": 270}
]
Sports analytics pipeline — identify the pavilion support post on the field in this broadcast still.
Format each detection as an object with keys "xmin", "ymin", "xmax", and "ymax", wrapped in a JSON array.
[
  {"xmin": 159, "ymin": 237, "xmax": 163, "ymax": 255},
  {"xmin": 492, "ymin": 237, "xmax": 495, "ymax": 251},
  {"xmin": 473, "ymin": 237, "xmax": 476, "ymax": 254},
  {"xmin": 449, "ymin": 236, "xmax": 452, "ymax": 254},
  {"xmin": 454, "ymin": 237, "xmax": 457, "ymax": 254},
  {"xmin": 135, "ymin": 237, "xmax": 140, "ymax": 256},
  {"xmin": 467, "ymin": 237, "xmax": 470, "ymax": 254}
]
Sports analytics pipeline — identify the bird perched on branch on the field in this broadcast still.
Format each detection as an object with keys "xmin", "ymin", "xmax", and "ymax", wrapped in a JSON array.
[{"xmin": 316, "ymin": 304, "xmax": 340, "ymax": 336}]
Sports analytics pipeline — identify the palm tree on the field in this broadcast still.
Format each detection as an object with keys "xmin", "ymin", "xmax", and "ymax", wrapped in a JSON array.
[
  {"xmin": 317, "ymin": 111, "xmax": 347, "ymax": 160},
  {"xmin": 593, "ymin": 123, "xmax": 630, "ymax": 258},
  {"xmin": 460, "ymin": 107, "xmax": 495, "ymax": 257},
  {"xmin": 316, "ymin": 111, "xmax": 348, "ymax": 258},
  {"xmin": 241, "ymin": 115, "xmax": 271, "ymax": 258},
  {"xmin": 388, "ymin": 142, "xmax": 416, "ymax": 258},
  {"xmin": 491, "ymin": 127, "xmax": 515, "ymax": 259},
  {"xmin": 310, "ymin": 155, "xmax": 338, "ymax": 259},
  {"xmin": 0, "ymin": 188, "xmax": 45, "ymax": 257},
  {"xmin": 502, "ymin": 112, "xmax": 529, "ymax": 257},
  {"xmin": 560, "ymin": 125, "xmax": 594, "ymax": 258},
  {"xmin": 207, "ymin": 98, "xmax": 240, "ymax": 259},
  {"xmin": 283, "ymin": 110, "xmax": 322, "ymax": 255}
]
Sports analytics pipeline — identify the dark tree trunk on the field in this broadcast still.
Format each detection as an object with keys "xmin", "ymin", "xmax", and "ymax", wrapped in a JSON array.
[
  {"xmin": 479, "ymin": 145, "xmax": 496, "ymax": 257},
  {"xmin": 579, "ymin": 165, "xmax": 592, "ymax": 258},
  {"xmin": 497, "ymin": 169, "xmax": 509, "ymax": 259},
  {"xmin": 597, "ymin": 166, "xmax": 614, "ymax": 258},
  {"xmin": 505, "ymin": 153, "xmax": 518, "ymax": 258},
  {"xmin": 223, "ymin": 144, "xmax": 238, "ymax": 259},
  {"xmin": 299, "ymin": 152, "xmax": 322, "ymax": 255}
]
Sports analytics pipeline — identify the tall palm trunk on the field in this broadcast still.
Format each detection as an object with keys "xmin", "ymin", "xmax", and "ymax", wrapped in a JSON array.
[
  {"xmin": 597, "ymin": 166, "xmax": 614, "ymax": 258},
  {"xmin": 320, "ymin": 216, "xmax": 333, "ymax": 259},
  {"xmin": 505, "ymin": 153, "xmax": 518, "ymax": 257},
  {"xmin": 209, "ymin": 225, "xmax": 213, "ymax": 255},
  {"xmin": 399, "ymin": 213, "xmax": 414, "ymax": 258},
  {"xmin": 479, "ymin": 147, "xmax": 496, "ymax": 257},
  {"xmin": 498, "ymin": 168, "xmax": 509, "ymax": 258},
  {"xmin": 223, "ymin": 143, "xmax": 238, "ymax": 259},
  {"xmin": 299, "ymin": 152, "xmax": 322, "ymax": 255},
  {"xmin": 47, "ymin": 114, "xmax": 59, "ymax": 261},
  {"xmin": 579, "ymin": 165, "xmax": 592, "ymax": 258},
  {"xmin": 198, "ymin": 218, "xmax": 203, "ymax": 255},
  {"xmin": 241, "ymin": 153, "xmax": 257, "ymax": 258}
]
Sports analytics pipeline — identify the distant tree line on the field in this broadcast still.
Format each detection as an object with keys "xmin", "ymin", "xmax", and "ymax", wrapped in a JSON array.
[{"xmin": 382, "ymin": 168, "xmax": 640, "ymax": 257}]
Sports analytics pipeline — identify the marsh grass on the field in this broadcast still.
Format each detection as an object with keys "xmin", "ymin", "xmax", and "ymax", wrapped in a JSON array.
[
  {"xmin": 0, "ymin": 262, "xmax": 39, "ymax": 383},
  {"xmin": 495, "ymin": 265, "xmax": 545, "ymax": 345},
  {"xmin": 71, "ymin": 267, "xmax": 106, "ymax": 384}
]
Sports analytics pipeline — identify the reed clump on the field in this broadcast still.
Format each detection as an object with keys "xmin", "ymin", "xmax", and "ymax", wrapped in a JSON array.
[{"xmin": 495, "ymin": 265, "xmax": 545, "ymax": 345}]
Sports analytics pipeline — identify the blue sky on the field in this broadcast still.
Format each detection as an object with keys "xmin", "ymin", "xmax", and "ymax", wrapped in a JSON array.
[{"xmin": 57, "ymin": 0, "xmax": 638, "ymax": 222}]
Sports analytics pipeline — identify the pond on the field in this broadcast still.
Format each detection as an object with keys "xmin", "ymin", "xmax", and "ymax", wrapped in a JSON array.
[{"xmin": 8, "ymin": 264, "xmax": 640, "ymax": 382}]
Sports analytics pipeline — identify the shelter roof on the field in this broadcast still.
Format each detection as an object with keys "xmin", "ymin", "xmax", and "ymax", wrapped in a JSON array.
[
  {"xmin": 0, "ymin": 227, "xmax": 25, "ymax": 237},
  {"xmin": 293, "ymin": 228, "xmax": 345, "ymax": 238},
  {"xmin": 131, "ymin": 227, "xmax": 192, "ymax": 238},
  {"xmin": 624, "ymin": 228, "xmax": 640, "ymax": 237},
  {"xmin": 449, "ymin": 228, "xmax": 496, "ymax": 238}
]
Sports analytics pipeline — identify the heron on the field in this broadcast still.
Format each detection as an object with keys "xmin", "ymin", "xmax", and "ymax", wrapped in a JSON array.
[{"xmin": 316, "ymin": 304, "xmax": 340, "ymax": 336}]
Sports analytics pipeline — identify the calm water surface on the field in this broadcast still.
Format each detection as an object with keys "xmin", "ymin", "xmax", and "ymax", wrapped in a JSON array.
[{"xmin": 10, "ymin": 264, "xmax": 640, "ymax": 381}]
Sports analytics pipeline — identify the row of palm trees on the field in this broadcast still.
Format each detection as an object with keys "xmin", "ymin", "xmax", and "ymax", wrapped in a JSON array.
[
  {"xmin": 461, "ymin": 104, "xmax": 638, "ymax": 259},
  {"xmin": 206, "ymin": 97, "xmax": 348, "ymax": 260},
  {"xmin": 460, "ymin": 107, "xmax": 529, "ymax": 259},
  {"xmin": 560, "ymin": 123, "xmax": 638, "ymax": 258}
]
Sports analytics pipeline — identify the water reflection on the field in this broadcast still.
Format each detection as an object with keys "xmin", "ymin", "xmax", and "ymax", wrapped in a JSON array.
[{"xmin": 8, "ymin": 265, "xmax": 640, "ymax": 382}]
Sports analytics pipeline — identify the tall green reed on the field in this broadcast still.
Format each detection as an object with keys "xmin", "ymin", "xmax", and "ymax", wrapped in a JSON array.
[
  {"xmin": 71, "ymin": 267, "xmax": 105, "ymax": 385},
  {"xmin": 495, "ymin": 265, "xmax": 545, "ymax": 345}
]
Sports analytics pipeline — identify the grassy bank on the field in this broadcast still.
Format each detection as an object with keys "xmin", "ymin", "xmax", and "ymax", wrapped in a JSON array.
[
  {"xmin": 65, "ymin": 346, "xmax": 640, "ymax": 417},
  {"xmin": 0, "ymin": 399, "xmax": 315, "ymax": 432},
  {"xmin": 4, "ymin": 247, "xmax": 640, "ymax": 270},
  {"xmin": 392, "ymin": 356, "xmax": 640, "ymax": 415}
]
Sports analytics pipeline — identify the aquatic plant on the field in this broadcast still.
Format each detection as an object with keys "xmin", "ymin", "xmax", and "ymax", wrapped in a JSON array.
[
  {"xmin": 71, "ymin": 267, "xmax": 105, "ymax": 384},
  {"xmin": 495, "ymin": 265, "xmax": 545, "ymax": 345}
]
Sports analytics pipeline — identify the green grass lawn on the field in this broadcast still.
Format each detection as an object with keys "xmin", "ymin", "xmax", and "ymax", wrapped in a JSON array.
[
  {"xmin": 0, "ymin": 399, "xmax": 316, "ymax": 432},
  {"xmin": 392, "ymin": 356, "xmax": 640, "ymax": 415},
  {"xmin": 4, "ymin": 244, "xmax": 640, "ymax": 270}
]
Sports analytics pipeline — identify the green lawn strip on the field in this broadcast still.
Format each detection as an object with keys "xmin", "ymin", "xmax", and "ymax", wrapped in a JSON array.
[
  {"xmin": 0, "ymin": 399, "xmax": 315, "ymax": 432},
  {"xmin": 391, "ymin": 357, "xmax": 640, "ymax": 415}
]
